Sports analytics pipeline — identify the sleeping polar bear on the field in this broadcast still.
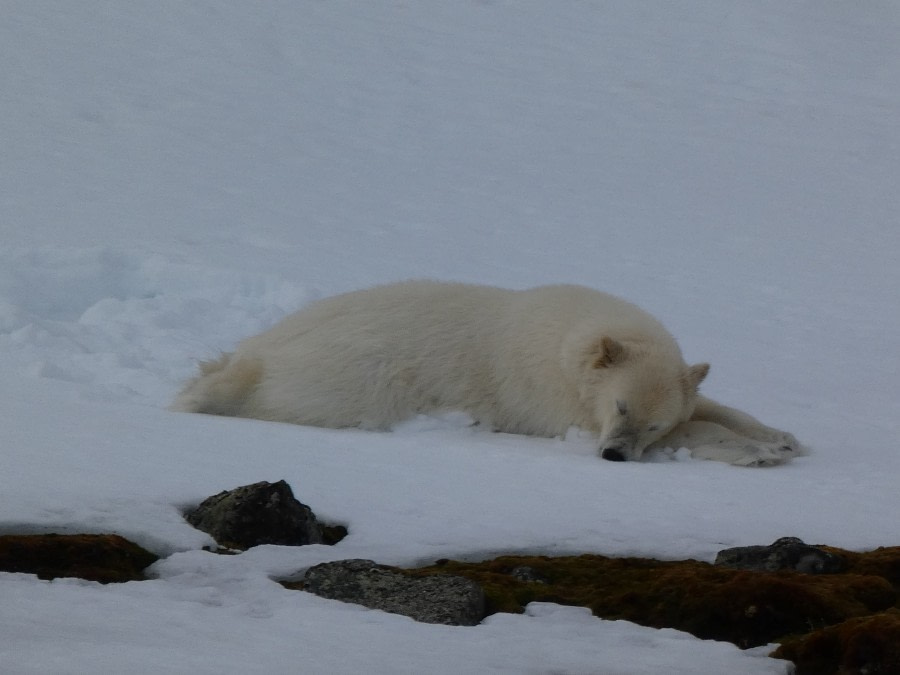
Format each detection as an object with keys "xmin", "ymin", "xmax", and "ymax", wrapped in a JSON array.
[{"xmin": 173, "ymin": 281, "xmax": 801, "ymax": 466}]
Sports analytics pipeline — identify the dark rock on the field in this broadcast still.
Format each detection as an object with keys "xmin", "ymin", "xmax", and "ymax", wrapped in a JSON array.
[
  {"xmin": 715, "ymin": 537, "xmax": 844, "ymax": 574},
  {"xmin": 773, "ymin": 609, "xmax": 900, "ymax": 675},
  {"xmin": 509, "ymin": 566, "xmax": 549, "ymax": 584},
  {"xmin": 0, "ymin": 533, "xmax": 158, "ymax": 583},
  {"xmin": 319, "ymin": 524, "xmax": 349, "ymax": 547},
  {"xmin": 299, "ymin": 558, "xmax": 485, "ymax": 626},
  {"xmin": 185, "ymin": 480, "xmax": 323, "ymax": 550}
]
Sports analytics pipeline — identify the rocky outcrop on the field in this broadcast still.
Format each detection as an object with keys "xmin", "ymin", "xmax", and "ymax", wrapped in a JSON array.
[
  {"xmin": 295, "ymin": 558, "xmax": 485, "ymax": 626},
  {"xmin": 185, "ymin": 480, "xmax": 341, "ymax": 550},
  {"xmin": 0, "ymin": 533, "xmax": 158, "ymax": 582},
  {"xmin": 715, "ymin": 537, "xmax": 844, "ymax": 574}
]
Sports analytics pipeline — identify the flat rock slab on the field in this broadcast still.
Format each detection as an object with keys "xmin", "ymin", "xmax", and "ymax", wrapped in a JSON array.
[
  {"xmin": 715, "ymin": 537, "xmax": 844, "ymax": 574},
  {"xmin": 300, "ymin": 558, "xmax": 485, "ymax": 626}
]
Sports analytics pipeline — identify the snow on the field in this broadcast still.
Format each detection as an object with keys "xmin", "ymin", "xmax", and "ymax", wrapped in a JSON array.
[{"xmin": 2, "ymin": 1, "xmax": 899, "ymax": 673}]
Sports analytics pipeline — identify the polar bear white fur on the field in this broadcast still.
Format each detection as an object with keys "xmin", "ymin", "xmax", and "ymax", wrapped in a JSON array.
[{"xmin": 173, "ymin": 281, "xmax": 800, "ymax": 466}]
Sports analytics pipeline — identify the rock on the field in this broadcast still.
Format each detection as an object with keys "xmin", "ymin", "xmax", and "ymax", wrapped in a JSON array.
[
  {"xmin": 300, "ymin": 559, "xmax": 485, "ymax": 626},
  {"xmin": 319, "ymin": 524, "xmax": 349, "ymax": 546},
  {"xmin": 0, "ymin": 533, "xmax": 158, "ymax": 583},
  {"xmin": 185, "ymin": 480, "xmax": 323, "ymax": 550},
  {"xmin": 715, "ymin": 537, "xmax": 844, "ymax": 574},
  {"xmin": 773, "ymin": 609, "xmax": 900, "ymax": 675},
  {"xmin": 509, "ymin": 566, "xmax": 549, "ymax": 584}
]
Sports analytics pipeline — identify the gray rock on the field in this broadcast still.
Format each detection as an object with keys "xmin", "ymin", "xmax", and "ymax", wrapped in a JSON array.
[
  {"xmin": 185, "ymin": 480, "xmax": 323, "ymax": 549},
  {"xmin": 509, "ymin": 566, "xmax": 549, "ymax": 584},
  {"xmin": 303, "ymin": 559, "xmax": 485, "ymax": 626},
  {"xmin": 714, "ymin": 537, "xmax": 843, "ymax": 574}
]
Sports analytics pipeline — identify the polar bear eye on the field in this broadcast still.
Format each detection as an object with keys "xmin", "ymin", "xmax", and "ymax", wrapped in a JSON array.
[{"xmin": 647, "ymin": 424, "xmax": 660, "ymax": 432}]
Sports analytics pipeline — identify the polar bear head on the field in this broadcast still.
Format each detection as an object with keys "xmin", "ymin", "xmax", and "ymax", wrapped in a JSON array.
[{"xmin": 583, "ymin": 336, "xmax": 709, "ymax": 462}]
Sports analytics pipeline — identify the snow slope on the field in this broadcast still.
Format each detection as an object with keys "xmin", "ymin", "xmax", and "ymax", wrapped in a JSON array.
[{"xmin": 2, "ymin": 2, "xmax": 899, "ymax": 673}]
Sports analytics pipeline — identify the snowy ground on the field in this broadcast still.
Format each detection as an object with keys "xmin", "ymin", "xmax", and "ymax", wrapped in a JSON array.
[{"xmin": 2, "ymin": 2, "xmax": 899, "ymax": 673}]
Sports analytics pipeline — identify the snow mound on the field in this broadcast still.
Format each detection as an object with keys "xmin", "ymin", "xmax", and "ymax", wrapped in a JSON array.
[{"xmin": 0, "ymin": 247, "xmax": 312, "ymax": 404}]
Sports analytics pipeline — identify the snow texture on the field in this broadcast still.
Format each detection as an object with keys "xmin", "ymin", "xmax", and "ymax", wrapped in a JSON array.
[{"xmin": 2, "ymin": 1, "xmax": 899, "ymax": 673}]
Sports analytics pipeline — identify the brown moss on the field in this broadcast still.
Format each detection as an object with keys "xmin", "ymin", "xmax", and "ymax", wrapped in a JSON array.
[
  {"xmin": 0, "ymin": 533, "xmax": 158, "ymax": 583},
  {"xmin": 281, "ymin": 543, "xmax": 900, "ymax": 672},
  {"xmin": 823, "ymin": 546, "xmax": 900, "ymax": 590},
  {"xmin": 773, "ymin": 609, "xmax": 900, "ymax": 674},
  {"xmin": 411, "ymin": 553, "xmax": 896, "ymax": 648}
]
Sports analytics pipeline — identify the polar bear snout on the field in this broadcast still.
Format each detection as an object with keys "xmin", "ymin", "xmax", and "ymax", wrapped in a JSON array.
[{"xmin": 601, "ymin": 447, "xmax": 627, "ymax": 462}]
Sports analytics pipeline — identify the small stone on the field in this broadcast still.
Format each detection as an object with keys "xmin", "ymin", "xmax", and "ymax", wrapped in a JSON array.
[{"xmin": 509, "ymin": 566, "xmax": 549, "ymax": 583}]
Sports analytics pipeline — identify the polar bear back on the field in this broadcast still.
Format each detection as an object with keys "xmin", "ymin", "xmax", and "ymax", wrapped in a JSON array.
[{"xmin": 186, "ymin": 281, "xmax": 684, "ymax": 435}]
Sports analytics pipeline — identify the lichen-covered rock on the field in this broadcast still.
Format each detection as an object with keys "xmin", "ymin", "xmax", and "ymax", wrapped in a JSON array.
[
  {"xmin": 299, "ymin": 558, "xmax": 485, "ymax": 626},
  {"xmin": 0, "ymin": 533, "xmax": 158, "ymax": 583},
  {"xmin": 185, "ymin": 480, "xmax": 324, "ymax": 550},
  {"xmin": 773, "ymin": 609, "xmax": 900, "ymax": 674},
  {"xmin": 715, "ymin": 537, "xmax": 844, "ymax": 574}
]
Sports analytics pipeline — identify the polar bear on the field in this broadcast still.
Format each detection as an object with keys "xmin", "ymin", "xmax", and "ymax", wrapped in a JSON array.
[{"xmin": 173, "ymin": 281, "xmax": 801, "ymax": 466}]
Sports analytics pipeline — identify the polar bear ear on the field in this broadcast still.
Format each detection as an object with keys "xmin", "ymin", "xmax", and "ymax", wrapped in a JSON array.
[
  {"xmin": 682, "ymin": 363, "xmax": 710, "ymax": 392},
  {"xmin": 590, "ymin": 336, "xmax": 626, "ymax": 369}
]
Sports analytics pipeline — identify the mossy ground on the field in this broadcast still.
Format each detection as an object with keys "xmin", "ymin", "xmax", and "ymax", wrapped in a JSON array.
[
  {"xmin": 773, "ymin": 608, "xmax": 900, "ymax": 674},
  {"xmin": 409, "ymin": 546, "xmax": 900, "ymax": 673},
  {"xmin": 0, "ymin": 533, "xmax": 158, "ymax": 583},
  {"xmin": 5, "ymin": 532, "xmax": 899, "ymax": 674}
]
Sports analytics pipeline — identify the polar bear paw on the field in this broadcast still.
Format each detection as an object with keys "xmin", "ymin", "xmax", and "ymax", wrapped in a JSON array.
[
  {"xmin": 689, "ymin": 440, "xmax": 798, "ymax": 467},
  {"xmin": 728, "ymin": 442, "xmax": 797, "ymax": 467},
  {"xmin": 743, "ymin": 428, "xmax": 802, "ymax": 455}
]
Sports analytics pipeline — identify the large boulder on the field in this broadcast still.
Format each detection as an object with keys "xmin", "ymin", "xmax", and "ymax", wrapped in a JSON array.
[{"xmin": 300, "ymin": 558, "xmax": 486, "ymax": 626}]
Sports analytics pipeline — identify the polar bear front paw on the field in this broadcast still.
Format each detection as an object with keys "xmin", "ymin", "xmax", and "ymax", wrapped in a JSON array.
[
  {"xmin": 689, "ymin": 440, "xmax": 796, "ymax": 467},
  {"xmin": 728, "ymin": 443, "xmax": 796, "ymax": 467},
  {"xmin": 742, "ymin": 427, "xmax": 802, "ymax": 455},
  {"xmin": 779, "ymin": 432, "xmax": 802, "ymax": 455}
]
